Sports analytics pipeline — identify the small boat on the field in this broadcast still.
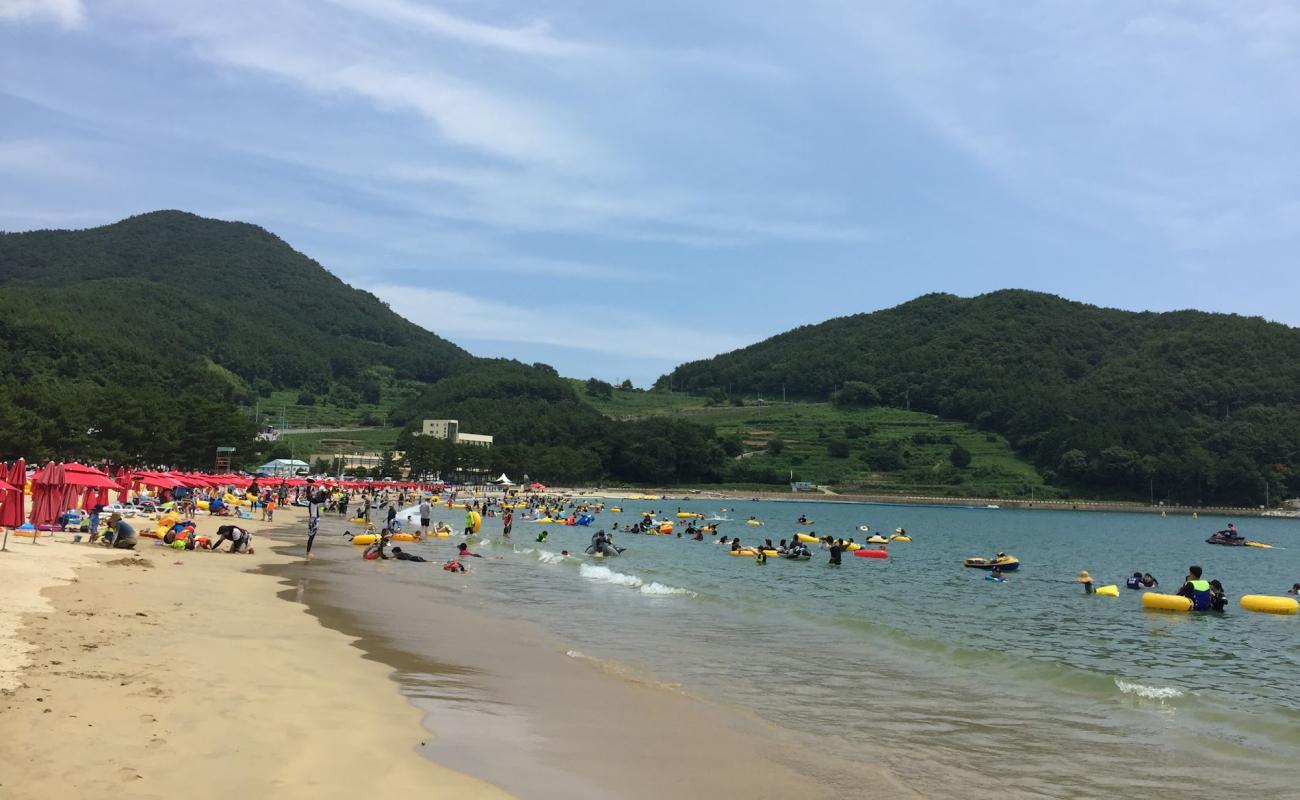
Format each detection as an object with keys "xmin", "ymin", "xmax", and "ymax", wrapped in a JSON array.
[{"xmin": 964, "ymin": 556, "xmax": 1020, "ymax": 571}]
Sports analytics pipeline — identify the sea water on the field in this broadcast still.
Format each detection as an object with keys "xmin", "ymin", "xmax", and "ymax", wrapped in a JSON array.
[{"xmin": 332, "ymin": 500, "xmax": 1300, "ymax": 798}]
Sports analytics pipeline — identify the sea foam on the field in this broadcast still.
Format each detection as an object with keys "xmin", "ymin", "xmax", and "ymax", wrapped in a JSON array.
[
  {"xmin": 578, "ymin": 564, "xmax": 695, "ymax": 597},
  {"xmin": 1114, "ymin": 678, "xmax": 1185, "ymax": 700}
]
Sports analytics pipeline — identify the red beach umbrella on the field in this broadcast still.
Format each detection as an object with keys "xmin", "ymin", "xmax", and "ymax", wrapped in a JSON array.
[{"xmin": 0, "ymin": 459, "xmax": 24, "ymax": 527}]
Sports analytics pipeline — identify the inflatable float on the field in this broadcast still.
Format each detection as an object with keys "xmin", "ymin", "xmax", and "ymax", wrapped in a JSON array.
[
  {"xmin": 1239, "ymin": 595, "xmax": 1298, "ymax": 615},
  {"xmin": 865, "ymin": 536, "xmax": 888, "ymax": 544},
  {"xmin": 350, "ymin": 533, "xmax": 380, "ymax": 546},
  {"xmin": 853, "ymin": 548, "xmax": 888, "ymax": 559},
  {"xmin": 963, "ymin": 556, "xmax": 1020, "ymax": 571},
  {"xmin": 676, "ymin": 512, "xmax": 703, "ymax": 519},
  {"xmin": 889, "ymin": 534, "xmax": 911, "ymax": 542},
  {"xmin": 746, "ymin": 520, "xmax": 764, "ymax": 526},
  {"xmin": 796, "ymin": 533, "xmax": 820, "ymax": 544},
  {"xmin": 1141, "ymin": 593, "xmax": 1193, "ymax": 612},
  {"xmin": 1095, "ymin": 584, "xmax": 1119, "ymax": 597},
  {"xmin": 390, "ymin": 533, "xmax": 421, "ymax": 542}
]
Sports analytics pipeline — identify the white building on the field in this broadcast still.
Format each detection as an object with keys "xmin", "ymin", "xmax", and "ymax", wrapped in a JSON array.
[{"xmin": 416, "ymin": 419, "xmax": 493, "ymax": 447}]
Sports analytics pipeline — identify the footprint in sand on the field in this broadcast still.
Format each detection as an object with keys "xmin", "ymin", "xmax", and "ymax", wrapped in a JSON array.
[{"xmin": 117, "ymin": 767, "xmax": 143, "ymax": 781}]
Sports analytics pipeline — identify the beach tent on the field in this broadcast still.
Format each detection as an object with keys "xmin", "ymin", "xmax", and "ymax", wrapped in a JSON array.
[
  {"xmin": 29, "ymin": 462, "xmax": 121, "ymax": 527},
  {"xmin": 494, "ymin": 474, "xmax": 515, "ymax": 485}
]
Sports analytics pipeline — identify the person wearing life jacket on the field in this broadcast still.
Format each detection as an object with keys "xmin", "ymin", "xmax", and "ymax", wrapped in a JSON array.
[
  {"xmin": 1126, "ymin": 572, "xmax": 1144, "ymax": 590},
  {"xmin": 1177, "ymin": 565, "xmax": 1213, "ymax": 611}
]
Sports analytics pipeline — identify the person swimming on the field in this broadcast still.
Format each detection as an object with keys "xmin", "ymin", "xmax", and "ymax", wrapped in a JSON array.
[
  {"xmin": 390, "ymin": 547, "xmax": 428, "ymax": 562},
  {"xmin": 987, "ymin": 567, "xmax": 1006, "ymax": 583},
  {"xmin": 1126, "ymin": 572, "xmax": 1143, "ymax": 590},
  {"xmin": 1141, "ymin": 573, "xmax": 1159, "ymax": 588},
  {"xmin": 1289, "ymin": 583, "xmax": 1300, "ymax": 595},
  {"xmin": 1177, "ymin": 566, "xmax": 1213, "ymax": 611},
  {"xmin": 536, "ymin": 530, "xmax": 549, "ymax": 543},
  {"xmin": 1208, "ymin": 579, "xmax": 1228, "ymax": 612},
  {"xmin": 1077, "ymin": 570, "xmax": 1094, "ymax": 594}
]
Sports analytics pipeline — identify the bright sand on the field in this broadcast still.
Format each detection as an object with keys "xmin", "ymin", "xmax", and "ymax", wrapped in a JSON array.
[
  {"xmin": 0, "ymin": 508, "xmax": 907, "ymax": 799},
  {"xmin": 0, "ymin": 510, "xmax": 509, "ymax": 799}
]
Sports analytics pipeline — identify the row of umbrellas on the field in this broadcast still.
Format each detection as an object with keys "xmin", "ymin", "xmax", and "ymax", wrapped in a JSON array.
[{"xmin": 0, "ymin": 461, "xmax": 451, "ymax": 528}]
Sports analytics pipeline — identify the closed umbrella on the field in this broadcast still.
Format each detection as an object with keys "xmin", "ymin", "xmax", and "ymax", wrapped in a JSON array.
[{"xmin": 0, "ymin": 459, "xmax": 24, "ymax": 527}]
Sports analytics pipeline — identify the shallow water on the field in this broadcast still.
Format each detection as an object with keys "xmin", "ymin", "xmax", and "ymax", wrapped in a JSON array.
[{"xmin": 348, "ymin": 499, "xmax": 1300, "ymax": 797}]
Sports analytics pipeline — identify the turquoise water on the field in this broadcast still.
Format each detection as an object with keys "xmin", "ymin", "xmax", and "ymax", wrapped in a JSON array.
[{"xmin": 397, "ymin": 499, "xmax": 1299, "ymax": 797}]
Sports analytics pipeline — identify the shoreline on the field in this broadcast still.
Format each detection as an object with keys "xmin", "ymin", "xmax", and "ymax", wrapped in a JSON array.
[
  {"xmin": 264, "ymin": 515, "xmax": 906, "ymax": 799},
  {"xmin": 549, "ymin": 487, "xmax": 1282, "ymax": 518},
  {"xmin": 0, "ymin": 510, "xmax": 509, "ymax": 799}
]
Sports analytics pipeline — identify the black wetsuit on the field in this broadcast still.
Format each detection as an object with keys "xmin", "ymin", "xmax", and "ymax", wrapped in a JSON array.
[{"xmin": 829, "ymin": 544, "xmax": 842, "ymax": 565}]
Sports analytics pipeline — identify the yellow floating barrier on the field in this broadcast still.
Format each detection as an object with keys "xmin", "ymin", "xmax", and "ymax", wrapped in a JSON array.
[
  {"xmin": 1239, "ymin": 595, "xmax": 1298, "ymax": 615},
  {"xmin": 1095, "ymin": 584, "xmax": 1119, "ymax": 597},
  {"xmin": 1141, "ymin": 593, "xmax": 1193, "ymax": 612}
]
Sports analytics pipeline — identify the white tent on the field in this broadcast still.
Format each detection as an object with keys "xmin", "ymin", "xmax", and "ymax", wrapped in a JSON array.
[{"xmin": 494, "ymin": 473, "xmax": 515, "ymax": 485}]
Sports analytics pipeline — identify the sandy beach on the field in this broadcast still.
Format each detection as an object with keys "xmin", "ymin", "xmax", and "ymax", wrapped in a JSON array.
[
  {"xmin": 0, "ymin": 509, "xmax": 508, "ymax": 799},
  {"xmin": 0, "ymin": 505, "xmax": 914, "ymax": 799}
]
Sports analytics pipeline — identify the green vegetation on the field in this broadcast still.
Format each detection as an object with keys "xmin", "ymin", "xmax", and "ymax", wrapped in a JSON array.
[
  {"xmin": 662, "ymin": 290, "xmax": 1300, "ymax": 505},
  {"xmin": 0, "ymin": 210, "xmax": 469, "ymax": 467},
  {"xmin": 570, "ymin": 386, "xmax": 1051, "ymax": 496},
  {"xmin": 276, "ymin": 427, "xmax": 403, "ymax": 459}
]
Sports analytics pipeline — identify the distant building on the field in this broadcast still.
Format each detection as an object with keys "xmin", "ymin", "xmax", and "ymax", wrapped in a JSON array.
[
  {"xmin": 257, "ymin": 458, "xmax": 310, "ymax": 477},
  {"xmin": 416, "ymin": 419, "xmax": 493, "ymax": 447}
]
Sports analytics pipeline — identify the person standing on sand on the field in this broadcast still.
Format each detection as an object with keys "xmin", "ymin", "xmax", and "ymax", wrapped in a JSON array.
[{"xmin": 306, "ymin": 480, "xmax": 324, "ymax": 560}]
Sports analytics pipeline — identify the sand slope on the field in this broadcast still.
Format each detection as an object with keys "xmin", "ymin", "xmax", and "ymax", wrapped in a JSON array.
[{"xmin": 0, "ymin": 514, "xmax": 509, "ymax": 799}]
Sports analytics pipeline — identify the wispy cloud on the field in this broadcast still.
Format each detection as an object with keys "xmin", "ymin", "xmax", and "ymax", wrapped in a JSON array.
[
  {"xmin": 835, "ymin": 1, "xmax": 1300, "ymax": 248},
  {"xmin": 371, "ymin": 284, "xmax": 745, "ymax": 362},
  {"xmin": 0, "ymin": 0, "xmax": 83, "ymax": 27}
]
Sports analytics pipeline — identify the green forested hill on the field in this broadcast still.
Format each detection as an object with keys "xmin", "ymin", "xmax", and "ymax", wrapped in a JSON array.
[
  {"xmin": 0, "ymin": 211, "xmax": 730, "ymax": 481},
  {"xmin": 0, "ymin": 211, "xmax": 472, "ymax": 465},
  {"xmin": 661, "ymin": 291, "xmax": 1300, "ymax": 505}
]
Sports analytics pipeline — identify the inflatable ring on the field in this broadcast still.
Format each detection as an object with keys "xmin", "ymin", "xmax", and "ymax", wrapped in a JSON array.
[
  {"xmin": 1141, "ymin": 593, "xmax": 1193, "ymax": 612},
  {"xmin": 1239, "ymin": 595, "xmax": 1298, "ymax": 615},
  {"xmin": 853, "ymin": 549, "xmax": 888, "ymax": 559},
  {"xmin": 858, "ymin": 525, "xmax": 870, "ymax": 532}
]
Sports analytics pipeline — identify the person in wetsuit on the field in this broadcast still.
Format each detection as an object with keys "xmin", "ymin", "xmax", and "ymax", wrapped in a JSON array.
[{"xmin": 389, "ymin": 547, "xmax": 428, "ymax": 562}]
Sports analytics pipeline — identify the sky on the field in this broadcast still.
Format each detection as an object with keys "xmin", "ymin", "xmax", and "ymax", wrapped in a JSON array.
[{"xmin": 3, "ymin": 1, "xmax": 1299, "ymax": 385}]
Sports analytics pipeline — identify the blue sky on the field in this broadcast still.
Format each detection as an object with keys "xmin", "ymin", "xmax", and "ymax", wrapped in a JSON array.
[{"xmin": 3, "ymin": 1, "xmax": 1299, "ymax": 385}]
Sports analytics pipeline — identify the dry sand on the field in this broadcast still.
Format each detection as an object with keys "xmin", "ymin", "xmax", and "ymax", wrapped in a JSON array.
[{"xmin": 0, "ymin": 509, "xmax": 510, "ymax": 799}]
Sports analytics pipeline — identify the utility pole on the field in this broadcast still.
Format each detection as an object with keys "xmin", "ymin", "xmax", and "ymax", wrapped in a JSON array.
[
  {"xmin": 1149, "ymin": 478, "xmax": 1154, "ymax": 507},
  {"xmin": 782, "ymin": 383, "xmax": 786, "ymax": 403}
]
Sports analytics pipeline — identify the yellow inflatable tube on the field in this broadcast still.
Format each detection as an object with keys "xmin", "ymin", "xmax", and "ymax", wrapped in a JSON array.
[
  {"xmin": 349, "ymin": 517, "xmax": 367, "ymax": 525},
  {"xmin": 796, "ymin": 533, "xmax": 820, "ymax": 544},
  {"xmin": 1239, "ymin": 595, "xmax": 1298, "ymax": 615},
  {"xmin": 865, "ymin": 536, "xmax": 888, "ymax": 544},
  {"xmin": 1142, "ymin": 593, "xmax": 1193, "ymax": 612},
  {"xmin": 761, "ymin": 549, "xmax": 780, "ymax": 557},
  {"xmin": 746, "ymin": 520, "xmax": 764, "ymax": 526},
  {"xmin": 1095, "ymin": 584, "xmax": 1119, "ymax": 597},
  {"xmin": 728, "ymin": 549, "xmax": 759, "ymax": 556},
  {"xmin": 351, "ymin": 534, "xmax": 379, "ymax": 546},
  {"xmin": 390, "ymin": 533, "xmax": 420, "ymax": 542}
]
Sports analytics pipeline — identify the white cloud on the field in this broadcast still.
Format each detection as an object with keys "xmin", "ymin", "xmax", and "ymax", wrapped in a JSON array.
[
  {"xmin": 323, "ymin": 0, "xmax": 589, "ymax": 57},
  {"xmin": 835, "ymin": 1, "xmax": 1300, "ymax": 248},
  {"xmin": 370, "ymin": 284, "xmax": 746, "ymax": 361},
  {"xmin": 0, "ymin": 0, "xmax": 82, "ymax": 27}
]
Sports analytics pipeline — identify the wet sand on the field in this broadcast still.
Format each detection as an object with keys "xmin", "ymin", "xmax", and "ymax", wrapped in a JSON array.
[
  {"xmin": 268, "ymin": 517, "xmax": 914, "ymax": 799},
  {"xmin": 0, "ymin": 510, "xmax": 508, "ymax": 799}
]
